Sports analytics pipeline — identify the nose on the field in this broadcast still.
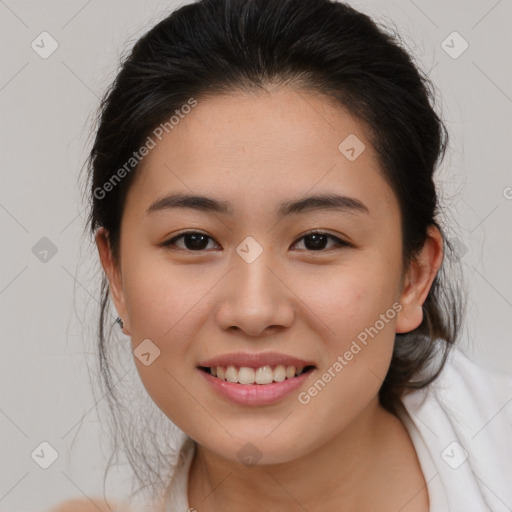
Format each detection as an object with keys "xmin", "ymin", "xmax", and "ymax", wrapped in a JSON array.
[{"xmin": 215, "ymin": 248, "xmax": 295, "ymax": 337}]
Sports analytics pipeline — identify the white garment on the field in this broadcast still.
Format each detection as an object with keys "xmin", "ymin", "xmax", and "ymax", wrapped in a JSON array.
[
  {"xmin": 164, "ymin": 347, "xmax": 512, "ymax": 512},
  {"xmin": 397, "ymin": 347, "xmax": 512, "ymax": 512}
]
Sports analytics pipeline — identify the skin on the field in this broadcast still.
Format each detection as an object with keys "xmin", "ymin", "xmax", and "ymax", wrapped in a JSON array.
[{"xmin": 96, "ymin": 85, "xmax": 443, "ymax": 511}]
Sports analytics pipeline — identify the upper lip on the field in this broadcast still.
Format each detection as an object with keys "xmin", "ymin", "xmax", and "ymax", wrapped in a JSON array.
[{"xmin": 198, "ymin": 351, "xmax": 316, "ymax": 369}]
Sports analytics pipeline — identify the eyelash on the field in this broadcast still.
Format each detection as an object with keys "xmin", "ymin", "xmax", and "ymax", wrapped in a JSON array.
[{"xmin": 161, "ymin": 230, "xmax": 350, "ymax": 253}]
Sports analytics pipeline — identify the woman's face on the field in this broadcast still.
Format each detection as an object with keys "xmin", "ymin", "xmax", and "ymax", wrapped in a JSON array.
[{"xmin": 97, "ymin": 86, "xmax": 428, "ymax": 464}]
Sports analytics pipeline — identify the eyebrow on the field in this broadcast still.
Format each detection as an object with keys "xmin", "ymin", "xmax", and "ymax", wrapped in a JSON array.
[{"xmin": 146, "ymin": 192, "xmax": 370, "ymax": 217}]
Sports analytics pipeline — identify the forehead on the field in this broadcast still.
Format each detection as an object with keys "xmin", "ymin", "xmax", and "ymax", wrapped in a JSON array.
[{"xmin": 125, "ymin": 87, "xmax": 397, "ymax": 219}]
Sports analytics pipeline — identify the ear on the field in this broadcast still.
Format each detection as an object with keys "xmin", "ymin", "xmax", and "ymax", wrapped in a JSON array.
[
  {"xmin": 95, "ymin": 227, "xmax": 131, "ymax": 336},
  {"xmin": 395, "ymin": 225, "xmax": 444, "ymax": 334}
]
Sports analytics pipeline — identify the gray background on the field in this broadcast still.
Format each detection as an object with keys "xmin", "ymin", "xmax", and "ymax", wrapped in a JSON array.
[{"xmin": 1, "ymin": 0, "xmax": 511, "ymax": 510}]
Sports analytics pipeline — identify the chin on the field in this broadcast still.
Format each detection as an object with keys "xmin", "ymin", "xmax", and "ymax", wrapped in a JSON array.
[{"xmin": 197, "ymin": 431, "xmax": 316, "ymax": 467}]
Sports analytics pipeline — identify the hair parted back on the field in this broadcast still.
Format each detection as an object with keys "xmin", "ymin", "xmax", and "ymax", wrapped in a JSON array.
[{"xmin": 82, "ymin": 0, "xmax": 465, "ymax": 501}]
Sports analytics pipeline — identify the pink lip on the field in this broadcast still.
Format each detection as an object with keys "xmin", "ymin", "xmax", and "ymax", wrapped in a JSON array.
[
  {"xmin": 198, "ymin": 351, "xmax": 316, "ymax": 369},
  {"xmin": 197, "ymin": 367, "xmax": 315, "ymax": 406}
]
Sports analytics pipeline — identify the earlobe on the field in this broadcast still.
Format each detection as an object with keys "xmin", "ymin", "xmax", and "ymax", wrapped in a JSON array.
[
  {"xmin": 395, "ymin": 225, "xmax": 444, "ymax": 334},
  {"xmin": 95, "ymin": 227, "xmax": 131, "ymax": 335},
  {"xmin": 116, "ymin": 317, "xmax": 130, "ymax": 336}
]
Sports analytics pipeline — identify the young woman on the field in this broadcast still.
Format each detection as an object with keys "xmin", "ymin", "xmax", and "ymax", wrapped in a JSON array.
[{"xmin": 51, "ymin": 0, "xmax": 512, "ymax": 510}]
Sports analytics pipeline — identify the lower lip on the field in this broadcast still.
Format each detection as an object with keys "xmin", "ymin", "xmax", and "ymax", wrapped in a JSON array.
[{"xmin": 197, "ymin": 368, "xmax": 315, "ymax": 406}]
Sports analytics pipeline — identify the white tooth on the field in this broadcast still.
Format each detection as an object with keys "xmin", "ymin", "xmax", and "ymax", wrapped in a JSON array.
[
  {"xmin": 238, "ymin": 367, "xmax": 256, "ymax": 384},
  {"xmin": 255, "ymin": 366, "xmax": 274, "ymax": 384},
  {"xmin": 212, "ymin": 364, "xmax": 304, "ymax": 384},
  {"xmin": 273, "ymin": 364, "xmax": 286, "ymax": 382},
  {"xmin": 225, "ymin": 365, "xmax": 238, "ymax": 383},
  {"xmin": 285, "ymin": 365, "xmax": 296, "ymax": 379}
]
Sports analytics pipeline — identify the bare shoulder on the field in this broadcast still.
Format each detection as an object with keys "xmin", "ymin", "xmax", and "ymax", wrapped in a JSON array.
[{"xmin": 47, "ymin": 497, "xmax": 133, "ymax": 512}]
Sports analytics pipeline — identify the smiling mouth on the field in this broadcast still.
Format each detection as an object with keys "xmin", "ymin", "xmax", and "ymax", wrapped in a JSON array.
[{"xmin": 198, "ymin": 364, "xmax": 316, "ymax": 385}]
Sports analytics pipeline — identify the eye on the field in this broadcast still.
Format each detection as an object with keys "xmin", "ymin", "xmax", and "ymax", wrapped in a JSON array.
[
  {"xmin": 162, "ymin": 231, "xmax": 219, "ymax": 251},
  {"xmin": 290, "ymin": 230, "xmax": 350, "ymax": 252}
]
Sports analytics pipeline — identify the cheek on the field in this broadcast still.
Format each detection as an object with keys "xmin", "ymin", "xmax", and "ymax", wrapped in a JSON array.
[
  {"xmin": 294, "ymin": 270, "xmax": 399, "ymax": 434},
  {"xmin": 121, "ymin": 248, "xmax": 207, "ymax": 336},
  {"xmin": 303, "ymin": 257, "xmax": 401, "ymax": 396},
  {"xmin": 303, "ymin": 258, "xmax": 400, "ymax": 334},
  {"xmin": 119, "ymin": 254, "xmax": 208, "ymax": 426}
]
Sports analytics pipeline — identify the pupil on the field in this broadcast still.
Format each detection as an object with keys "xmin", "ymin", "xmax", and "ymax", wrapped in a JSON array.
[
  {"xmin": 305, "ymin": 234, "xmax": 327, "ymax": 250},
  {"xmin": 185, "ymin": 234, "xmax": 209, "ymax": 250}
]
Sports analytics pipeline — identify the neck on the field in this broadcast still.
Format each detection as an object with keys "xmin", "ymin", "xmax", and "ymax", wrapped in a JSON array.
[{"xmin": 187, "ymin": 396, "xmax": 410, "ymax": 511}]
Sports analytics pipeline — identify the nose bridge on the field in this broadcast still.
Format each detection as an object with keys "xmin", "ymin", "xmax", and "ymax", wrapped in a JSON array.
[
  {"xmin": 216, "ymin": 235, "xmax": 293, "ymax": 335},
  {"xmin": 234, "ymin": 235, "xmax": 279, "ymax": 306},
  {"xmin": 237, "ymin": 242, "xmax": 275, "ymax": 296}
]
